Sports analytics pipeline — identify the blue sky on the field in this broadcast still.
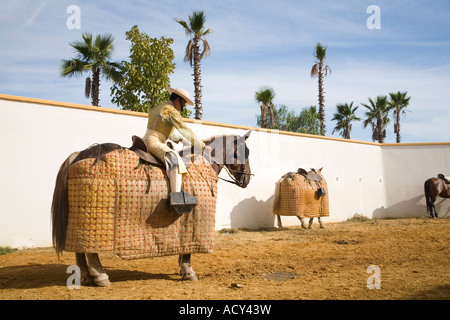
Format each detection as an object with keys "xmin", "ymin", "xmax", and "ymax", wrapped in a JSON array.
[{"xmin": 1, "ymin": 0, "xmax": 449, "ymax": 143}]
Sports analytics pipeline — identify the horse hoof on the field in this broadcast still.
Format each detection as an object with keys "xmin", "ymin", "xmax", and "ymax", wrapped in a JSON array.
[
  {"xmin": 320, "ymin": 225, "xmax": 325, "ymax": 229},
  {"xmin": 93, "ymin": 273, "xmax": 111, "ymax": 287},
  {"xmin": 182, "ymin": 273, "xmax": 198, "ymax": 281},
  {"xmin": 301, "ymin": 225, "xmax": 307, "ymax": 229},
  {"xmin": 181, "ymin": 269, "xmax": 198, "ymax": 281}
]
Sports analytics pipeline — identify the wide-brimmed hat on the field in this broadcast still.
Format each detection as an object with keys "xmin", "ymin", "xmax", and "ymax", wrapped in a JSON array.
[{"xmin": 167, "ymin": 87, "xmax": 194, "ymax": 106}]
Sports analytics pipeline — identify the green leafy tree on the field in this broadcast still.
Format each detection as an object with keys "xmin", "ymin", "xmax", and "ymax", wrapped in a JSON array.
[
  {"xmin": 61, "ymin": 32, "xmax": 122, "ymax": 106},
  {"xmin": 257, "ymin": 105, "xmax": 319, "ymax": 135},
  {"xmin": 362, "ymin": 96, "xmax": 392, "ymax": 143},
  {"xmin": 175, "ymin": 11, "xmax": 211, "ymax": 120},
  {"xmin": 255, "ymin": 87, "xmax": 276, "ymax": 128},
  {"xmin": 389, "ymin": 91, "xmax": 411, "ymax": 143},
  {"xmin": 110, "ymin": 25, "xmax": 176, "ymax": 113},
  {"xmin": 310, "ymin": 43, "xmax": 331, "ymax": 136},
  {"xmin": 296, "ymin": 106, "xmax": 320, "ymax": 135},
  {"xmin": 331, "ymin": 102, "xmax": 361, "ymax": 139}
]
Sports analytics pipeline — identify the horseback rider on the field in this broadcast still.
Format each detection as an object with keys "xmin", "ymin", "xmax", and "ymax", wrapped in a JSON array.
[{"xmin": 143, "ymin": 87, "xmax": 206, "ymax": 214}]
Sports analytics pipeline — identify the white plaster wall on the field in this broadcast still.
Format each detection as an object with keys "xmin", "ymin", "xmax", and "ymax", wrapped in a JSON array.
[
  {"xmin": 379, "ymin": 144, "xmax": 450, "ymax": 218},
  {"xmin": 0, "ymin": 96, "xmax": 449, "ymax": 248}
]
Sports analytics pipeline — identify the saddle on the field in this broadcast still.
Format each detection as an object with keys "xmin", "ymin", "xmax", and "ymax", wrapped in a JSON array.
[
  {"xmin": 282, "ymin": 168, "xmax": 326, "ymax": 197},
  {"xmin": 129, "ymin": 135, "xmax": 164, "ymax": 167},
  {"xmin": 437, "ymin": 173, "xmax": 450, "ymax": 184}
]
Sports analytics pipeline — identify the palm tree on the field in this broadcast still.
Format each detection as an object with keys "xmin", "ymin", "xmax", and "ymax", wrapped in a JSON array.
[
  {"xmin": 311, "ymin": 42, "xmax": 331, "ymax": 136},
  {"xmin": 175, "ymin": 11, "xmax": 211, "ymax": 120},
  {"xmin": 331, "ymin": 102, "xmax": 361, "ymax": 139},
  {"xmin": 61, "ymin": 33, "xmax": 122, "ymax": 106},
  {"xmin": 255, "ymin": 87, "xmax": 276, "ymax": 128},
  {"xmin": 361, "ymin": 96, "xmax": 392, "ymax": 143},
  {"xmin": 389, "ymin": 91, "xmax": 411, "ymax": 143}
]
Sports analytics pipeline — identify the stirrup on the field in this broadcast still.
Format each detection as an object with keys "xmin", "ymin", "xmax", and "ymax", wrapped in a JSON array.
[{"xmin": 170, "ymin": 190, "xmax": 198, "ymax": 214}]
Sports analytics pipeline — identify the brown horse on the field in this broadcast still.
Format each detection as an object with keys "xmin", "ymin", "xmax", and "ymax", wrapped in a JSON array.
[
  {"xmin": 424, "ymin": 176, "xmax": 450, "ymax": 218},
  {"xmin": 51, "ymin": 131, "xmax": 252, "ymax": 286}
]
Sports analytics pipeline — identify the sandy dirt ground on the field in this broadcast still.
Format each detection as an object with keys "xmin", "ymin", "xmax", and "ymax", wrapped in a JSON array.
[{"xmin": 0, "ymin": 217, "xmax": 449, "ymax": 300}]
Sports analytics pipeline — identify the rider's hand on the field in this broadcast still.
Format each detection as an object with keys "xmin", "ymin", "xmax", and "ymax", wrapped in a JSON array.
[{"xmin": 181, "ymin": 138, "xmax": 190, "ymax": 147}]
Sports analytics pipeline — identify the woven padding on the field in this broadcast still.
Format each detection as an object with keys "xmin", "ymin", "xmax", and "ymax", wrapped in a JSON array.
[
  {"xmin": 65, "ymin": 149, "xmax": 217, "ymax": 259},
  {"xmin": 274, "ymin": 173, "xmax": 329, "ymax": 218}
]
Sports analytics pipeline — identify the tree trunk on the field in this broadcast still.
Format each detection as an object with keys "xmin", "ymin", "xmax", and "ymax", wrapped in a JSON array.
[
  {"xmin": 268, "ymin": 105, "xmax": 274, "ymax": 128},
  {"xmin": 260, "ymin": 103, "xmax": 266, "ymax": 128},
  {"xmin": 395, "ymin": 111, "xmax": 401, "ymax": 143},
  {"xmin": 193, "ymin": 37, "xmax": 202, "ymax": 120},
  {"xmin": 377, "ymin": 117, "xmax": 384, "ymax": 143},
  {"xmin": 92, "ymin": 68, "xmax": 100, "ymax": 107},
  {"xmin": 344, "ymin": 123, "xmax": 350, "ymax": 139},
  {"xmin": 317, "ymin": 62, "xmax": 326, "ymax": 136}
]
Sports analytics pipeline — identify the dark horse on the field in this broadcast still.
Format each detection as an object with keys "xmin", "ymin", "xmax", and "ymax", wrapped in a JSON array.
[
  {"xmin": 51, "ymin": 131, "xmax": 252, "ymax": 286},
  {"xmin": 424, "ymin": 175, "xmax": 450, "ymax": 218}
]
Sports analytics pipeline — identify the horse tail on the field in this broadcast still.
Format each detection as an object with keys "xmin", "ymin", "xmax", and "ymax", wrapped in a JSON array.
[
  {"xmin": 51, "ymin": 151, "xmax": 79, "ymax": 257},
  {"xmin": 271, "ymin": 178, "xmax": 284, "ymax": 215},
  {"xmin": 424, "ymin": 178, "xmax": 431, "ymax": 214}
]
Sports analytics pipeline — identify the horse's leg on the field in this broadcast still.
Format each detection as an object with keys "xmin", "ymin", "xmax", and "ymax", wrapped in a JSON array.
[
  {"xmin": 86, "ymin": 253, "xmax": 111, "ymax": 287},
  {"xmin": 429, "ymin": 195, "xmax": 437, "ymax": 219},
  {"xmin": 318, "ymin": 217, "xmax": 325, "ymax": 229},
  {"xmin": 75, "ymin": 253, "xmax": 93, "ymax": 286},
  {"xmin": 308, "ymin": 218, "xmax": 314, "ymax": 229},
  {"xmin": 277, "ymin": 215, "xmax": 283, "ymax": 229},
  {"xmin": 432, "ymin": 203, "xmax": 438, "ymax": 219},
  {"xmin": 297, "ymin": 216, "xmax": 307, "ymax": 229},
  {"xmin": 178, "ymin": 254, "xmax": 198, "ymax": 281}
]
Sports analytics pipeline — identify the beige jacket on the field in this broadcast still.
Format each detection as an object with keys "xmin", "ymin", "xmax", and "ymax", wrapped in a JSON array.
[{"xmin": 143, "ymin": 101, "xmax": 205, "ymax": 173}]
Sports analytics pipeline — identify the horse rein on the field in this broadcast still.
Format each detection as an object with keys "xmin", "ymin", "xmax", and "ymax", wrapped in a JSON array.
[
  {"xmin": 218, "ymin": 166, "xmax": 254, "ymax": 188},
  {"xmin": 189, "ymin": 149, "xmax": 253, "ymax": 190}
]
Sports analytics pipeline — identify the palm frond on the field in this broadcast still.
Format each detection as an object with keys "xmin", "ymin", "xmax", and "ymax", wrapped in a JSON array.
[
  {"xmin": 310, "ymin": 63, "xmax": 319, "ymax": 77},
  {"xmin": 60, "ymin": 59, "xmax": 88, "ymax": 77},
  {"xmin": 199, "ymin": 38, "xmax": 211, "ymax": 60},
  {"xmin": 201, "ymin": 28, "xmax": 212, "ymax": 36},
  {"xmin": 189, "ymin": 11, "xmax": 207, "ymax": 34},
  {"xmin": 101, "ymin": 61, "xmax": 124, "ymax": 83},
  {"xmin": 184, "ymin": 39, "xmax": 194, "ymax": 66},
  {"xmin": 314, "ymin": 43, "xmax": 327, "ymax": 61},
  {"xmin": 84, "ymin": 77, "xmax": 91, "ymax": 98},
  {"xmin": 174, "ymin": 18, "xmax": 192, "ymax": 35},
  {"xmin": 94, "ymin": 34, "xmax": 114, "ymax": 59},
  {"xmin": 255, "ymin": 87, "xmax": 276, "ymax": 104}
]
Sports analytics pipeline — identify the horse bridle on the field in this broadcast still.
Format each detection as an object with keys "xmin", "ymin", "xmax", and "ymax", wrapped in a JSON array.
[
  {"xmin": 218, "ymin": 164, "xmax": 254, "ymax": 187},
  {"xmin": 187, "ymin": 144, "xmax": 254, "ymax": 189}
]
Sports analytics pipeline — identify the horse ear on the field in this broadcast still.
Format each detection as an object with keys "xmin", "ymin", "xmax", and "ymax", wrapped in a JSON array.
[
  {"xmin": 318, "ymin": 167, "xmax": 323, "ymax": 173},
  {"xmin": 243, "ymin": 130, "xmax": 251, "ymax": 140}
]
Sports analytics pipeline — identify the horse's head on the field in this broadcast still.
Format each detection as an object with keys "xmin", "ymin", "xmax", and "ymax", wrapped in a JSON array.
[
  {"xmin": 219, "ymin": 130, "xmax": 252, "ymax": 188},
  {"xmin": 181, "ymin": 131, "xmax": 252, "ymax": 188}
]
